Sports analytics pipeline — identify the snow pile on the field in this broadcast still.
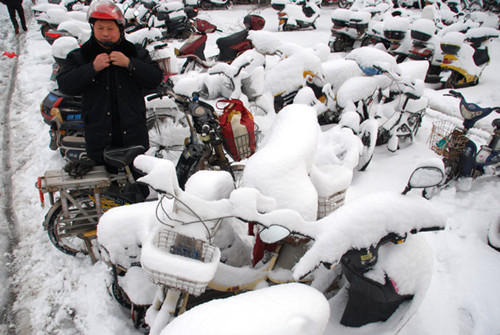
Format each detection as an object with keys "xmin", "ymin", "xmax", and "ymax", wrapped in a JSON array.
[
  {"xmin": 264, "ymin": 43, "xmax": 323, "ymax": 96},
  {"xmin": 441, "ymin": 31, "xmax": 465, "ymax": 46},
  {"xmin": 243, "ymin": 104, "xmax": 320, "ymax": 220},
  {"xmin": 292, "ymin": 192, "xmax": 446, "ymax": 279},
  {"xmin": 162, "ymin": 283, "xmax": 330, "ymax": 335},
  {"xmin": 51, "ymin": 36, "xmax": 79, "ymax": 59},
  {"xmin": 383, "ymin": 16, "xmax": 410, "ymax": 33},
  {"xmin": 410, "ymin": 18, "xmax": 436, "ymax": 35}
]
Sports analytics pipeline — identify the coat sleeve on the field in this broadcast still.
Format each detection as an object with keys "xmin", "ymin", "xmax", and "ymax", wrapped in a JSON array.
[
  {"xmin": 127, "ymin": 48, "xmax": 163, "ymax": 90},
  {"xmin": 56, "ymin": 50, "xmax": 97, "ymax": 96}
]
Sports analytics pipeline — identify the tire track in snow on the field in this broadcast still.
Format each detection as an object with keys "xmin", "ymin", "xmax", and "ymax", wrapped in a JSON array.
[{"xmin": 0, "ymin": 28, "xmax": 21, "ymax": 335}]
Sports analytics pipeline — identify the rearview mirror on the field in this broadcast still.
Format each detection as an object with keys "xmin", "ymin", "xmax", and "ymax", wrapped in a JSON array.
[
  {"xmin": 402, "ymin": 165, "xmax": 445, "ymax": 195},
  {"xmin": 259, "ymin": 225, "xmax": 290, "ymax": 244}
]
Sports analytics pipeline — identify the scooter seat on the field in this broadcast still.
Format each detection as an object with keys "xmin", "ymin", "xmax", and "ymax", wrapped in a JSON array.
[
  {"xmin": 216, "ymin": 30, "xmax": 249, "ymax": 62},
  {"xmin": 103, "ymin": 145, "xmax": 146, "ymax": 169},
  {"xmin": 216, "ymin": 29, "xmax": 248, "ymax": 49}
]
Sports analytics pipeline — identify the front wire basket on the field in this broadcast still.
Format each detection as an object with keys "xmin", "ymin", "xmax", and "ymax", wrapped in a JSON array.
[
  {"xmin": 222, "ymin": 125, "xmax": 260, "ymax": 162},
  {"xmin": 142, "ymin": 230, "xmax": 219, "ymax": 296},
  {"xmin": 428, "ymin": 120, "xmax": 468, "ymax": 158}
]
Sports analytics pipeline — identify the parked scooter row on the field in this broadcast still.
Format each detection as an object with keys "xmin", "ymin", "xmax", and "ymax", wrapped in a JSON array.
[
  {"xmin": 327, "ymin": 2, "xmax": 499, "ymax": 89},
  {"xmin": 122, "ymin": 0, "xmax": 197, "ymax": 39},
  {"xmin": 33, "ymin": 0, "xmax": 200, "ymax": 46}
]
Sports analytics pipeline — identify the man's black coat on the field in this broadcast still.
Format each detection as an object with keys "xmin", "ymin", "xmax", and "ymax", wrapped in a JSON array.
[{"xmin": 57, "ymin": 37, "xmax": 163, "ymax": 162}]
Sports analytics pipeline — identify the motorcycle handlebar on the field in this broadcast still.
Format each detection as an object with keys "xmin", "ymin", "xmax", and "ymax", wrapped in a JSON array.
[
  {"xmin": 445, "ymin": 89, "xmax": 464, "ymax": 100},
  {"xmin": 146, "ymin": 93, "xmax": 162, "ymax": 101}
]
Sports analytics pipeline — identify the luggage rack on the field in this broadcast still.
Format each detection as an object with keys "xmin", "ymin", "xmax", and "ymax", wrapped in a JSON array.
[
  {"xmin": 37, "ymin": 166, "xmax": 111, "ymax": 202},
  {"xmin": 36, "ymin": 166, "xmax": 115, "ymax": 263}
]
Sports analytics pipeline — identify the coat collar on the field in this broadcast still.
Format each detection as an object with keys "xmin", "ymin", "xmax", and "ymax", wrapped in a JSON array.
[{"xmin": 81, "ymin": 36, "xmax": 138, "ymax": 62}]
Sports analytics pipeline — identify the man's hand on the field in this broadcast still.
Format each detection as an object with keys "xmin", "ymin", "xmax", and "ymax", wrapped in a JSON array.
[
  {"xmin": 93, "ymin": 53, "xmax": 111, "ymax": 72},
  {"xmin": 109, "ymin": 51, "xmax": 130, "ymax": 68}
]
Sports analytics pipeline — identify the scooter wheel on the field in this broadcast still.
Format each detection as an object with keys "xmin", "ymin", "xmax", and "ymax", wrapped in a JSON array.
[
  {"xmin": 201, "ymin": 1, "xmax": 211, "ymax": 10},
  {"xmin": 46, "ymin": 192, "xmax": 129, "ymax": 255},
  {"xmin": 338, "ymin": 0, "xmax": 349, "ymax": 7},
  {"xmin": 41, "ymin": 23, "xmax": 51, "ymax": 38},
  {"xmin": 333, "ymin": 38, "xmax": 347, "ymax": 52},
  {"xmin": 443, "ymin": 71, "xmax": 461, "ymax": 89}
]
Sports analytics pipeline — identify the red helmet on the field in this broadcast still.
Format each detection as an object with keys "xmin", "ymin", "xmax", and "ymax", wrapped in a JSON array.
[{"xmin": 87, "ymin": 0, "xmax": 125, "ymax": 26}]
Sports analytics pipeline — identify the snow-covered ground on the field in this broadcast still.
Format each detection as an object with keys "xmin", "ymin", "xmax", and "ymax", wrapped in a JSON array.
[{"xmin": 0, "ymin": 2, "xmax": 499, "ymax": 335}]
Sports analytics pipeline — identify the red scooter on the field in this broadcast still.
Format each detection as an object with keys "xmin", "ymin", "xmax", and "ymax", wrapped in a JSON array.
[{"xmin": 176, "ymin": 14, "xmax": 265, "ymax": 73}]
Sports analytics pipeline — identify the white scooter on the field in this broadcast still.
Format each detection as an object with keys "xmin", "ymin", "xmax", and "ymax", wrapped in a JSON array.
[{"xmin": 276, "ymin": 0, "xmax": 320, "ymax": 31}]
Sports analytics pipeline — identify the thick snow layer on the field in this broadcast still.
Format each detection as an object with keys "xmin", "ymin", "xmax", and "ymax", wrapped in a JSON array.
[
  {"xmin": 243, "ymin": 104, "xmax": 320, "ymax": 220},
  {"xmin": 51, "ymin": 36, "xmax": 79, "ymax": 59},
  {"xmin": 384, "ymin": 16, "xmax": 410, "ymax": 32},
  {"xmin": 441, "ymin": 31, "xmax": 465, "ymax": 46},
  {"xmin": 410, "ymin": 18, "xmax": 436, "ymax": 35},
  {"xmin": 162, "ymin": 283, "xmax": 330, "ymax": 335}
]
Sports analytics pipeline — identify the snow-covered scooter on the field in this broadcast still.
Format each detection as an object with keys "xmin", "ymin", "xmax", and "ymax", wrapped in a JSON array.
[
  {"xmin": 439, "ymin": 28, "xmax": 499, "ymax": 88},
  {"xmin": 198, "ymin": 0, "xmax": 233, "ymax": 10},
  {"xmin": 406, "ymin": 90, "xmax": 499, "ymax": 198},
  {"xmin": 276, "ymin": 0, "xmax": 320, "ymax": 31},
  {"xmin": 328, "ymin": 9, "xmax": 372, "ymax": 52}
]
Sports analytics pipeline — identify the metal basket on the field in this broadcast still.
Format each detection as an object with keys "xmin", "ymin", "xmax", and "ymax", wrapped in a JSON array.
[
  {"xmin": 428, "ymin": 120, "xmax": 468, "ymax": 158},
  {"xmin": 222, "ymin": 125, "xmax": 259, "ymax": 162},
  {"xmin": 141, "ymin": 230, "xmax": 218, "ymax": 296},
  {"xmin": 317, "ymin": 189, "xmax": 347, "ymax": 220}
]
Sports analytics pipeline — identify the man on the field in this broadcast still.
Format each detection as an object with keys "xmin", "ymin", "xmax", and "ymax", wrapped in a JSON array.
[
  {"xmin": 57, "ymin": 0, "xmax": 163, "ymax": 178},
  {"xmin": 1, "ymin": 0, "xmax": 27, "ymax": 34}
]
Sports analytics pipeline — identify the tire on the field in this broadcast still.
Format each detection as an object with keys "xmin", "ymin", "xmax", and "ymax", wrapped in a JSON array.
[
  {"xmin": 181, "ymin": 59, "xmax": 196, "ymax": 74},
  {"xmin": 338, "ymin": 0, "xmax": 349, "ymax": 7},
  {"xmin": 46, "ymin": 192, "xmax": 130, "ymax": 256},
  {"xmin": 248, "ymin": 103, "xmax": 267, "ymax": 116},
  {"xmin": 40, "ymin": 23, "xmax": 51, "ymax": 38},
  {"xmin": 200, "ymin": 1, "xmax": 211, "ymax": 10},
  {"xmin": 443, "ymin": 71, "xmax": 462, "ymax": 89},
  {"xmin": 112, "ymin": 279, "xmax": 132, "ymax": 309},
  {"xmin": 361, "ymin": 36, "xmax": 374, "ymax": 47},
  {"xmin": 333, "ymin": 36, "xmax": 351, "ymax": 52},
  {"xmin": 357, "ymin": 120, "xmax": 378, "ymax": 171},
  {"xmin": 469, "ymin": 0, "xmax": 482, "ymax": 10}
]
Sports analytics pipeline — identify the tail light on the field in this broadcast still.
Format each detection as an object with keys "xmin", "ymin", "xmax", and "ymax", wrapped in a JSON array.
[
  {"xmin": 45, "ymin": 31, "xmax": 62, "ymax": 39},
  {"xmin": 36, "ymin": 177, "xmax": 45, "ymax": 207}
]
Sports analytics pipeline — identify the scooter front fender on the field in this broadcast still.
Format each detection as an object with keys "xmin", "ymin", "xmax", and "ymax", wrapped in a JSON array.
[{"xmin": 440, "ymin": 64, "xmax": 477, "ymax": 85}]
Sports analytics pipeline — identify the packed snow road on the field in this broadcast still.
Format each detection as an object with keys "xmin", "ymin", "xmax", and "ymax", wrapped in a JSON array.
[
  {"xmin": 0, "ymin": 19, "xmax": 20, "ymax": 335},
  {"xmin": 0, "ymin": 2, "xmax": 499, "ymax": 335}
]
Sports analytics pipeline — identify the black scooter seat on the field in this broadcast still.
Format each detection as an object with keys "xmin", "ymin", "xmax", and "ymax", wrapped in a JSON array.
[
  {"xmin": 216, "ymin": 29, "xmax": 248, "ymax": 49},
  {"xmin": 216, "ymin": 30, "xmax": 249, "ymax": 62},
  {"xmin": 103, "ymin": 145, "xmax": 146, "ymax": 169}
]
